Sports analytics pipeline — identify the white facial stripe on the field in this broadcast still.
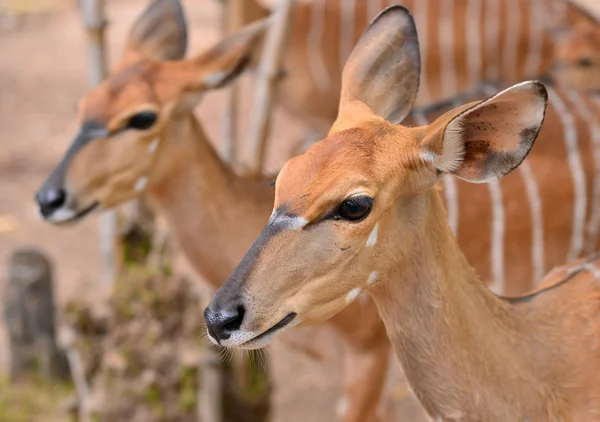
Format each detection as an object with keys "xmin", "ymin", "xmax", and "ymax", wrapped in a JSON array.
[
  {"xmin": 134, "ymin": 176, "xmax": 148, "ymax": 192},
  {"xmin": 269, "ymin": 210, "xmax": 308, "ymax": 231},
  {"xmin": 366, "ymin": 223, "xmax": 378, "ymax": 247},
  {"xmin": 48, "ymin": 208, "xmax": 76, "ymax": 223},
  {"xmin": 345, "ymin": 288, "xmax": 362, "ymax": 304},
  {"xmin": 367, "ymin": 271, "xmax": 378, "ymax": 286},
  {"xmin": 148, "ymin": 137, "xmax": 159, "ymax": 153}
]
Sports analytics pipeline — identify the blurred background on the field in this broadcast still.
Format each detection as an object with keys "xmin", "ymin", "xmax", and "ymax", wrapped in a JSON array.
[{"xmin": 0, "ymin": 0, "xmax": 599, "ymax": 421}]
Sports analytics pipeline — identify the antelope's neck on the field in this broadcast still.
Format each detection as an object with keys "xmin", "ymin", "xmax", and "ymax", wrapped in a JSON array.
[
  {"xmin": 369, "ymin": 190, "xmax": 555, "ymax": 420},
  {"xmin": 147, "ymin": 115, "xmax": 274, "ymax": 287}
]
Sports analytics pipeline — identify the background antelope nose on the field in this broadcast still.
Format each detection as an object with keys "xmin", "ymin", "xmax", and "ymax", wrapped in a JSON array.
[
  {"xmin": 35, "ymin": 188, "xmax": 67, "ymax": 218},
  {"xmin": 204, "ymin": 304, "xmax": 246, "ymax": 343}
]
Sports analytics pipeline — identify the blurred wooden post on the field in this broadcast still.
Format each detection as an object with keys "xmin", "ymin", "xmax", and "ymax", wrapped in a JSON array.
[
  {"xmin": 3, "ymin": 249, "xmax": 69, "ymax": 381},
  {"xmin": 198, "ymin": 347, "xmax": 223, "ymax": 422},
  {"xmin": 220, "ymin": 0, "xmax": 247, "ymax": 165},
  {"xmin": 79, "ymin": 0, "xmax": 116, "ymax": 286},
  {"xmin": 246, "ymin": 0, "xmax": 293, "ymax": 178}
]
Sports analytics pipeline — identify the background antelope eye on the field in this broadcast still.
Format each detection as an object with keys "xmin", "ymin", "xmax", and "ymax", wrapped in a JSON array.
[
  {"xmin": 338, "ymin": 196, "xmax": 373, "ymax": 221},
  {"xmin": 127, "ymin": 111, "xmax": 158, "ymax": 130},
  {"xmin": 578, "ymin": 57, "xmax": 594, "ymax": 68}
]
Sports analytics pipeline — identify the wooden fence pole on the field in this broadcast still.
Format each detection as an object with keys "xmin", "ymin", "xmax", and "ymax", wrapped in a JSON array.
[
  {"xmin": 245, "ymin": 0, "xmax": 293, "ymax": 178},
  {"xmin": 3, "ymin": 249, "xmax": 69, "ymax": 381},
  {"xmin": 220, "ymin": 0, "xmax": 247, "ymax": 165},
  {"xmin": 79, "ymin": 0, "xmax": 116, "ymax": 286}
]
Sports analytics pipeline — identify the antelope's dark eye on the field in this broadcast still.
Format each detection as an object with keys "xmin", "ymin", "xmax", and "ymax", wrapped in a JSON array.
[
  {"xmin": 338, "ymin": 196, "xmax": 373, "ymax": 221},
  {"xmin": 578, "ymin": 57, "xmax": 594, "ymax": 68},
  {"xmin": 127, "ymin": 111, "xmax": 158, "ymax": 130}
]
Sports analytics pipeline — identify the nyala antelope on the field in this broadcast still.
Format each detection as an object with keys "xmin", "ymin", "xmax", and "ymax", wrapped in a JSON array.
[
  {"xmin": 35, "ymin": 1, "xmax": 388, "ymax": 421},
  {"xmin": 223, "ymin": 0, "xmax": 600, "ymax": 145},
  {"xmin": 207, "ymin": 6, "xmax": 600, "ymax": 421}
]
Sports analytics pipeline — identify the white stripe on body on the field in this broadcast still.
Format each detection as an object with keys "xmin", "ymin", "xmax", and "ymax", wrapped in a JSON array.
[
  {"xmin": 466, "ymin": 0, "xmax": 483, "ymax": 85},
  {"xmin": 413, "ymin": 0, "xmax": 431, "ymax": 103},
  {"xmin": 548, "ymin": 87, "xmax": 586, "ymax": 262},
  {"xmin": 413, "ymin": 110, "xmax": 459, "ymax": 236},
  {"xmin": 307, "ymin": 0, "xmax": 331, "ymax": 93},
  {"xmin": 481, "ymin": 86, "xmax": 504, "ymax": 294},
  {"xmin": 487, "ymin": 180, "xmax": 505, "ymax": 295},
  {"xmin": 485, "ymin": 0, "xmax": 500, "ymax": 81},
  {"xmin": 339, "ymin": 0, "xmax": 356, "ymax": 75},
  {"xmin": 503, "ymin": 0, "xmax": 521, "ymax": 82},
  {"xmin": 524, "ymin": 0, "xmax": 544, "ymax": 78},
  {"xmin": 519, "ymin": 160, "xmax": 545, "ymax": 285},
  {"xmin": 567, "ymin": 91, "xmax": 600, "ymax": 254},
  {"xmin": 439, "ymin": 0, "xmax": 457, "ymax": 98},
  {"xmin": 367, "ymin": 0, "xmax": 382, "ymax": 21}
]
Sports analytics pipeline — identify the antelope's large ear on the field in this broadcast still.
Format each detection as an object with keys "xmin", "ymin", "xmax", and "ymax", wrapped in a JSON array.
[
  {"xmin": 126, "ymin": 0, "xmax": 188, "ymax": 61},
  {"xmin": 421, "ymin": 81, "xmax": 548, "ymax": 183},
  {"xmin": 331, "ymin": 6, "xmax": 420, "ymax": 134},
  {"xmin": 191, "ymin": 18, "xmax": 268, "ymax": 90}
]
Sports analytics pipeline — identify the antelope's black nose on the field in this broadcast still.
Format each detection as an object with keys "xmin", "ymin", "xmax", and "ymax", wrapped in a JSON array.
[
  {"xmin": 35, "ymin": 188, "xmax": 67, "ymax": 218},
  {"xmin": 204, "ymin": 304, "xmax": 246, "ymax": 343}
]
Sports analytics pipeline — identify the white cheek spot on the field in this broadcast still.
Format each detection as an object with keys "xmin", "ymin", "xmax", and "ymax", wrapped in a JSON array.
[
  {"xmin": 345, "ymin": 288, "xmax": 362, "ymax": 304},
  {"xmin": 366, "ymin": 223, "xmax": 378, "ymax": 247},
  {"xmin": 135, "ymin": 176, "xmax": 148, "ymax": 192},
  {"xmin": 367, "ymin": 271, "xmax": 378, "ymax": 285},
  {"xmin": 148, "ymin": 137, "xmax": 159, "ymax": 153},
  {"xmin": 336, "ymin": 396, "xmax": 349, "ymax": 418}
]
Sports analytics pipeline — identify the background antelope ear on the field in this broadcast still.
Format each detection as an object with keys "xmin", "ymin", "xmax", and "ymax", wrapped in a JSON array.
[
  {"xmin": 193, "ymin": 19, "xmax": 268, "ymax": 89},
  {"xmin": 421, "ymin": 81, "xmax": 548, "ymax": 183},
  {"xmin": 126, "ymin": 0, "xmax": 188, "ymax": 62},
  {"xmin": 331, "ymin": 6, "xmax": 421, "ymax": 134}
]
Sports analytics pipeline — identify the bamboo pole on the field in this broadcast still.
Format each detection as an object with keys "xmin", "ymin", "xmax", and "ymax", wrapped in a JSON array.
[
  {"xmin": 220, "ymin": 0, "xmax": 247, "ymax": 165},
  {"xmin": 245, "ymin": 0, "xmax": 293, "ymax": 178},
  {"xmin": 79, "ymin": 0, "xmax": 115, "ymax": 286}
]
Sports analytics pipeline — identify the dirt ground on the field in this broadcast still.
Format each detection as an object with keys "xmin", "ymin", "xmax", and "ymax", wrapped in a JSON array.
[{"xmin": 0, "ymin": 0, "xmax": 429, "ymax": 421}]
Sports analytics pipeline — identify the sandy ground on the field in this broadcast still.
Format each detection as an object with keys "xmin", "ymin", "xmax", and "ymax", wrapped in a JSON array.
[{"xmin": 0, "ymin": 1, "xmax": 429, "ymax": 421}]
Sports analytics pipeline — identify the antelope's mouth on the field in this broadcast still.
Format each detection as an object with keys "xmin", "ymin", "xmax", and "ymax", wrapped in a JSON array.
[
  {"xmin": 49, "ymin": 201, "xmax": 100, "ymax": 225},
  {"xmin": 243, "ymin": 312, "xmax": 297, "ymax": 346}
]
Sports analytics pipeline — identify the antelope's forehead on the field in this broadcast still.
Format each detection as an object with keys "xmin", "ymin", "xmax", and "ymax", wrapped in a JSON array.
[
  {"xmin": 274, "ymin": 127, "xmax": 383, "ymax": 215},
  {"xmin": 80, "ymin": 63, "xmax": 156, "ymax": 125}
]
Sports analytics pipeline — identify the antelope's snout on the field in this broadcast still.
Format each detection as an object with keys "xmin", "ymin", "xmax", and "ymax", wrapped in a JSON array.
[{"xmin": 204, "ymin": 301, "xmax": 246, "ymax": 344}]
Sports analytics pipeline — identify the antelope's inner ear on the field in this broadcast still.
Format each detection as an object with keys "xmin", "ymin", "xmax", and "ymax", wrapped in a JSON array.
[
  {"xmin": 126, "ymin": 0, "xmax": 188, "ymax": 62},
  {"xmin": 421, "ymin": 81, "xmax": 548, "ymax": 183},
  {"xmin": 331, "ymin": 6, "xmax": 421, "ymax": 135}
]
